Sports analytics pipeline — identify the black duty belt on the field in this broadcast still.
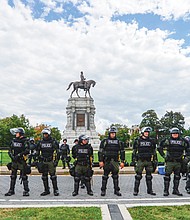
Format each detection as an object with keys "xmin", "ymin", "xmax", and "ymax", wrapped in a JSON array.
[
  {"xmin": 168, "ymin": 159, "xmax": 182, "ymax": 163},
  {"xmin": 139, "ymin": 158, "xmax": 151, "ymax": 162},
  {"xmin": 77, "ymin": 161, "xmax": 88, "ymax": 166},
  {"xmin": 43, "ymin": 157, "xmax": 53, "ymax": 162}
]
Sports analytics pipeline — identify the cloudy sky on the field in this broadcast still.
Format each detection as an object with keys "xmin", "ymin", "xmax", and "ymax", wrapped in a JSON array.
[{"xmin": 1, "ymin": 0, "xmax": 190, "ymax": 134}]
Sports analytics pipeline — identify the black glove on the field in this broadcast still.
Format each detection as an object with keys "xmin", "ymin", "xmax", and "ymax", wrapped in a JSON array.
[{"xmin": 130, "ymin": 161, "xmax": 136, "ymax": 166}]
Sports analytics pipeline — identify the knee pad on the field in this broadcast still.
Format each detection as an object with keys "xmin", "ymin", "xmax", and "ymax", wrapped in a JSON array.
[
  {"xmin": 174, "ymin": 175, "xmax": 181, "ymax": 180},
  {"xmin": 50, "ymin": 175, "xmax": 57, "ymax": 181},
  {"xmin": 10, "ymin": 175, "xmax": 17, "ymax": 180},
  {"xmin": 164, "ymin": 175, "xmax": 171, "ymax": 181},
  {"xmin": 42, "ymin": 175, "xmax": 48, "ymax": 181},
  {"xmin": 145, "ymin": 175, "xmax": 152, "ymax": 181},
  {"xmin": 112, "ymin": 174, "xmax": 119, "ymax": 180},
  {"xmin": 74, "ymin": 177, "xmax": 80, "ymax": 182},
  {"xmin": 102, "ymin": 175, "xmax": 109, "ymax": 181},
  {"xmin": 22, "ymin": 176, "xmax": 28, "ymax": 181},
  {"xmin": 84, "ymin": 177, "xmax": 90, "ymax": 182},
  {"xmin": 135, "ymin": 174, "xmax": 142, "ymax": 181}
]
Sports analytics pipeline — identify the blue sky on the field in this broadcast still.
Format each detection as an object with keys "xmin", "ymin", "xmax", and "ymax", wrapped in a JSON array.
[{"xmin": 1, "ymin": 0, "xmax": 190, "ymax": 134}]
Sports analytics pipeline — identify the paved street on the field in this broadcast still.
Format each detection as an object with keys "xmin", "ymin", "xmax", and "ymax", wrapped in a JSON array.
[{"xmin": 1, "ymin": 174, "xmax": 190, "ymax": 207}]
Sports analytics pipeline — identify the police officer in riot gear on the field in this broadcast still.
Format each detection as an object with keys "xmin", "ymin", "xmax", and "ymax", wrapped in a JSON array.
[
  {"xmin": 98, "ymin": 126, "xmax": 125, "ymax": 196},
  {"xmin": 158, "ymin": 127, "xmax": 190, "ymax": 196},
  {"xmin": 132, "ymin": 127, "xmax": 157, "ymax": 196},
  {"xmin": 36, "ymin": 128, "xmax": 60, "ymax": 196},
  {"xmin": 59, "ymin": 139, "xmax": 71, "ymax": 169},
  {"xmin": 5, "ymin": 127, "xmax": 30, "ymax": 196},
  {"xmin": 73, "ymin": 139, "xmax": 85, "ymax": 189},
  {"xmin": 184, "ymin": 136, "xmax": 190, "ymax": 193},
  {"xmin": 72, "ymin": 135, "xmax": 93, "ymax": 196},
  {"xmin": 28, "ymin": 137, "xmax": 37, "ymax": 166}
]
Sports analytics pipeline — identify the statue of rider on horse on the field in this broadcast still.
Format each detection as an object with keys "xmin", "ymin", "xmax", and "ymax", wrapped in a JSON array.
[{"xmin": 67, "ymin": 71, "xmax": 96, "ymax": 98}]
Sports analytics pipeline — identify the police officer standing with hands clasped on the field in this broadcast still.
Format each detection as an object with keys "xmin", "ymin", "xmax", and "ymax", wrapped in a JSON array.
[
  {"xmin": 36, "ymin": 128, "xmax": 60, "ymax": 196},
  {"xmin": 132, "ymin": 127, "xmax": 157, "ymax": 196},
  {"xmin": 5, "ymin": 127, "xmax": 30, "ymax": 196},
  {"xmin": 158, "ymin": 127, "xmax": 190, "ymax": 196},
  {"xmin": 98, "ymin": 126, "xmax": 125, "ymax": 196}
]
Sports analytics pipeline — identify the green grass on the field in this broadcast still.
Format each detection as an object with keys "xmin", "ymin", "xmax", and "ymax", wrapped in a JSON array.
[
  {"xmin": 0, "ymin": 207, "xmax": 102, "ymax": 220},
  {"xmin": 0, "ymin": 149, "xmax": 164, "ymax": 166},
  {"xmin": 128, "ymin": 205, "xmax": 190, "ymax": 220}
]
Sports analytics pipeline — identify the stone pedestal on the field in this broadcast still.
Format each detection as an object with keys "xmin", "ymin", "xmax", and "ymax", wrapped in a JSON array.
[{"xmin": 62, "ymin": 97, "xmax": 100, "ymax": 150}]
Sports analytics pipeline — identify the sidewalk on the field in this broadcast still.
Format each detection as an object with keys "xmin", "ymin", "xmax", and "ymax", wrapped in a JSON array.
[{"xmin": 0, "ymin": 165, "xmax": 157, "ymax": 175}]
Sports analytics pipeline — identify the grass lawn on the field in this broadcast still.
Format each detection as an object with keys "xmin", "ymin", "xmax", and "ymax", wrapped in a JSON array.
[
  {"xmin": 0, "ymin": 149, "xmax": 164, "ymax": 166},
  {"xmin": 0, "ymin": 207, "xmax": 102, "ymax": 220},
  {"xmin": 128, "ymin": 205, "xmax": 190, "ymax": 220}
]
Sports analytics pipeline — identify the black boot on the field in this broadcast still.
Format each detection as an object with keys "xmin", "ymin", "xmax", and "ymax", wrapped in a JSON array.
[
  {"xmin": 133, "ymin": 174, "xmax": 142, "ymax": 196},
  {"xmin": 81, "ymin": 176, "xmax": 85, "ymax": 189},
  {"xmin": 186, "ymin": 173, "xmax": 190, "ymax": 193},
  {"xmin": 85, "ymin": 178, "xmax": 93, "ymax": 196},
  {"xmin": 112, "ymin": 174, "xmax": 122, "ymax": 196},
  {"xmin": 146, "ymin": 175, "xmax": 156, "ymax": 195},
  {"xmin": 101, "ymin": 175, "xmax": 108, "ymax": 196},
  {"xmin": 5, "ymin": 175, "xmax": 17, "ymax": 196},
  {"xmin": 72, "ymin": 177, "xmax": 80, "ymax": 196},
  {"xmin": 173, "ymin": 177, "xmax": 183, "ymax": 196},
  {"xmin": 41, "ymin": 176, "xmax": 50, "ymax": 196},
  {"xmin": 163, "ymin": 176, "xmax": 170, "ymax": 196},
  {"xmin": 51, "ymin": 175, "xmax": 59, "ymax": 196},
  {"xmin": 22, "ymin": 176, "xmax": 30, "ymax": 196}
]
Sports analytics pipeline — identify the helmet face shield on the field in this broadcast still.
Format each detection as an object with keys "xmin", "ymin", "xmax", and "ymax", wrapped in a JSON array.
[
  {"xmin": 170, "ymin": 127, "xmax": 180, "ymax": 134},
  {"xmin": 141, "ymin": 127, "xmax": 152, "ymax": 133},
  {"xmin": 10, "ymin": 127, "xmax": 25, "ymax": 135},
  {"xmin": 109, "ymin": 126, "xmax": 118, "ymax": 133},
  {"xmin": 41, "ymin": 128, "xmax": 51, "ymax": 135}
]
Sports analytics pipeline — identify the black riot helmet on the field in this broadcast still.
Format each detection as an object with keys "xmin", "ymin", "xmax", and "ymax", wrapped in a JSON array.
[
  {"xmin": 185, "ymin": 136, "xmax": 190, "ymax": 143},
  {"xmin": 78, "ymin": 134, "xmax": 89, "ymax": 144},
  {"xmin": 10, "ymin": 127, "xmax": 25, "ymax": 136},
  {"xmin": 108, "ymin": 126, "xmax": 118, "ymax": 134},
  {"xmin": 41, "ymin": 128, "xmax": 51, "ymax": 135},
  {"xmin": 141, "ymin": 127, "xmax": 152, "ymax": 134},
  {"xmin": 170, "ymin": 127, "xmax": 180, "ymax": 134}
]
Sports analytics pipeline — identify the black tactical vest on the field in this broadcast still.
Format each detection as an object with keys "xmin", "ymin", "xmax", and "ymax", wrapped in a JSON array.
[
  {"xmin": 136, "ymin": 137, "xmax": 154, "ymax": 160},
  {"xmin": 167, "ymin": 138, "xmax": 185, "ymax": 160},
  {"xmin": 11, "ymin": 137, "xmax": 28, "ymax": 156},
  {"xmin": 39, "ymin": 138, "xmax": 55, "ymax": 158},
  {"xmin": 76, "ymin": 144, "xmax": 90, "ymax": 163},
  {"xmin": 60, "ymin": 144, "xmax": 69, "ymax": 155},
  {"xmin": 103, "ymin": 138, "xmax": 120, "ymax": 160}
]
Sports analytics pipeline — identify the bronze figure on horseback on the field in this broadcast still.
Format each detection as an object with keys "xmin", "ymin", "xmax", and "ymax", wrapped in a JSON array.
[{"xmin": 66, "ymin": 72, "xmax": 96, "ymax": 98}]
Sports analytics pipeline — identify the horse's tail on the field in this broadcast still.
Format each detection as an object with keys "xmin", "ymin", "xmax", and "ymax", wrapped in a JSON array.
[{"xmin": 66, "ymin": 82, "xmax": 73, "ymax": 90}]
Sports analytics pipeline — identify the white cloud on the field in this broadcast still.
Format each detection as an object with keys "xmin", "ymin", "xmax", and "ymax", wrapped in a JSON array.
[{"xmin": 0, "ymin": 0, "xmax": 190, "ymax": 135}]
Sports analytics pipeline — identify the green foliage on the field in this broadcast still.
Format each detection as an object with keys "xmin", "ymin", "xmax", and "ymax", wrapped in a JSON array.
[
  {"xmin": 140, "ymin": 109, "xmax": 161, "ymax": 131},
  {"xmin": 51, "ymin": 127, "xmax": 62, "ymax": 142},
  {"xmin": 0, "ymin": 114, "xmax": 35, "ymax": 148},
  {"xmin": 160, "ymin": 110, "xmax": 185, "ymax": 132}
]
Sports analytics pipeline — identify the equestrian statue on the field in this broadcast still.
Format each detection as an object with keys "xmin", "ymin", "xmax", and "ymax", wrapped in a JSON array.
[{"xmin": 66, "ymin": 71, "xmax": 96, "ymax": 98}]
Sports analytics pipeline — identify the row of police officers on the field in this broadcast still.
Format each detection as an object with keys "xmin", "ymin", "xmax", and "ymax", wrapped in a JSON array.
[{"xmin": 4, "ymin": 125, "xmax": 190, "ymax": 197}]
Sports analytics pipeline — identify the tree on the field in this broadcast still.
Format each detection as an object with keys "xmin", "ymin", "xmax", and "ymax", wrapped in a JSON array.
[
  {"xmin": 140, "ymin": 110, "xmax": 161, "ymax": 130},
  {"xmin": 160, "ymin": 111, "xmax": 185, "ymax": 132},
  {"xmin": 0, "ymin": 114, "xmax": 35, "ymax": 147}
]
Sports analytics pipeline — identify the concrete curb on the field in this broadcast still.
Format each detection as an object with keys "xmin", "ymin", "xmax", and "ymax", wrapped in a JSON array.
[{"xmin": 0, "ymin": 166, "xmax": 159, "ymax": 175}]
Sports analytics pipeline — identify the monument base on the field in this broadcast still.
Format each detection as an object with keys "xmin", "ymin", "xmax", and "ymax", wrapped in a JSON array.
[{"xmin": 62, "ymin": 97, "xmax": 100, "ymax": 150}]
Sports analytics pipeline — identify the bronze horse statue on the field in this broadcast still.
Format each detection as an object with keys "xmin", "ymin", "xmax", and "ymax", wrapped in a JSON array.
[{"xmin": 66, "ymin": 80, "xmax": 96, "ymax": 98}]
